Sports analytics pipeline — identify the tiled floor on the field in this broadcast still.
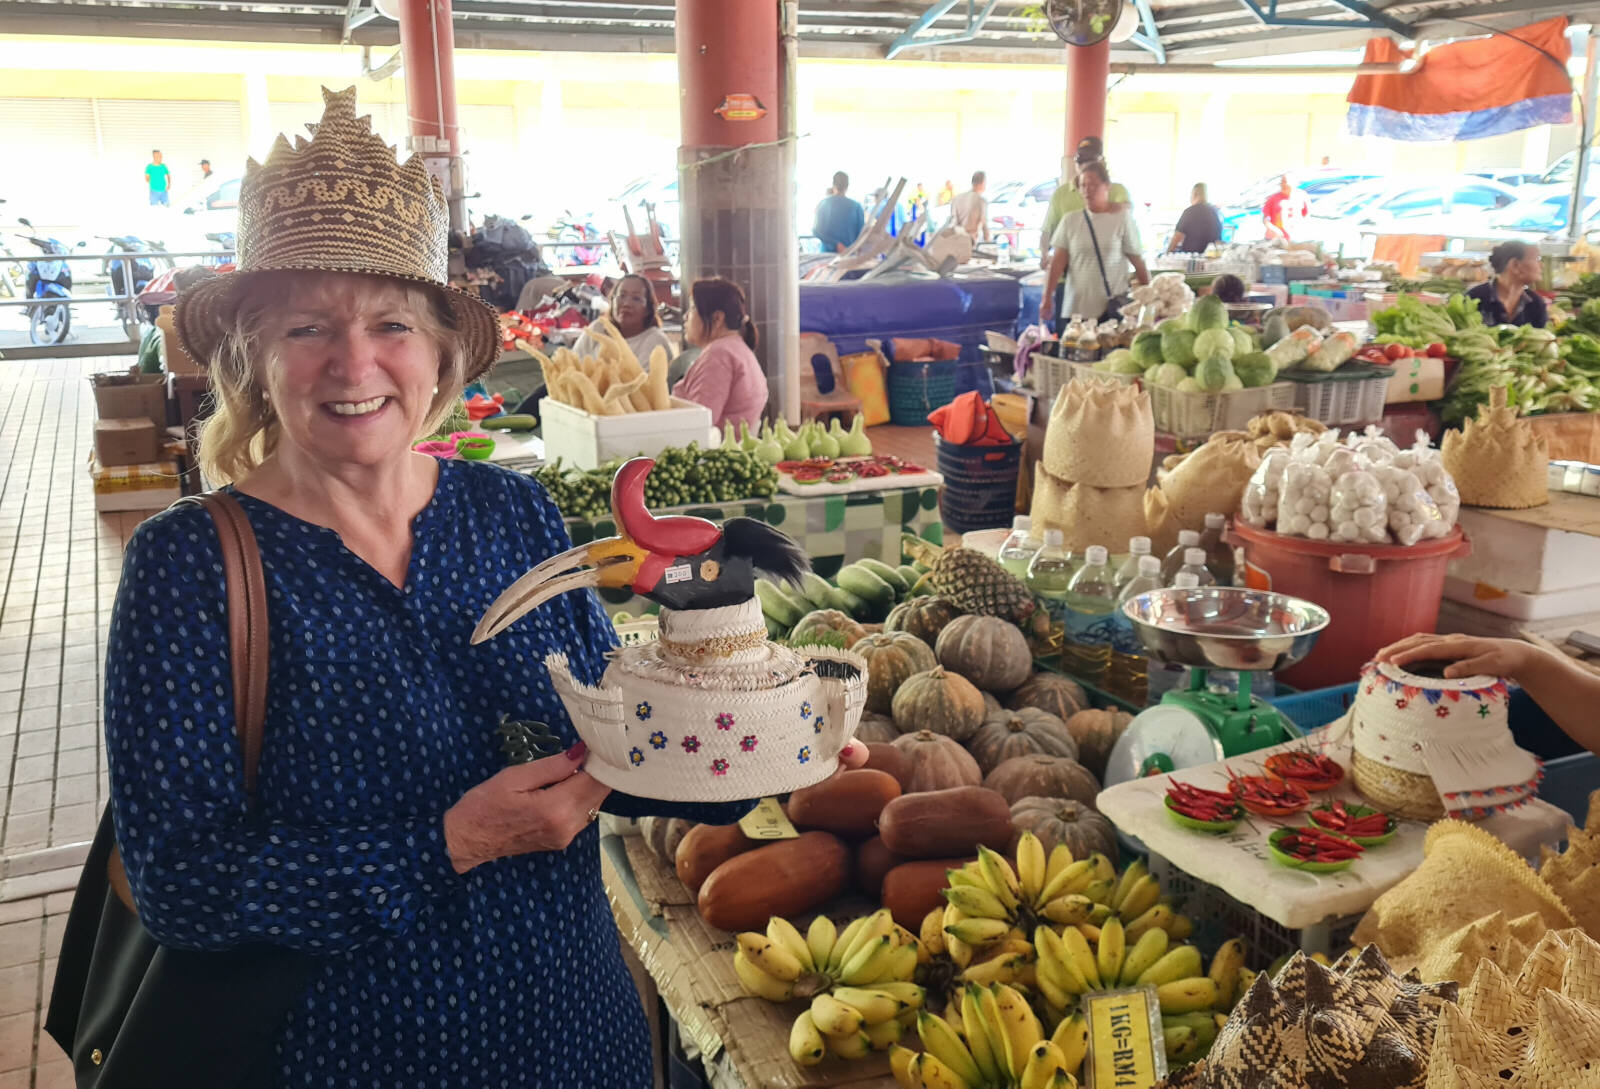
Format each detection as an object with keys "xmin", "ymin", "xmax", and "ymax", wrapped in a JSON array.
[{"xmin": 0, "ymin": 356, "xmax": 150, "ymax": 1088}]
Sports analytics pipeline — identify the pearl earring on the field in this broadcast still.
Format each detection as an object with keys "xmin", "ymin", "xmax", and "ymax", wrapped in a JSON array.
[{"xmin": 432, "ymin": 385, "xmax": 439, "ymax": 395}]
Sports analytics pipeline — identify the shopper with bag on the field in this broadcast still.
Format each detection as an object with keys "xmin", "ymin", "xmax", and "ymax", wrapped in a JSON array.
[
  {"xmin": 47, "ymin": 86, "xmax": 869, "ymax": 1089},
  {"xmin": 1039, "ymin": 161, "xmax": 1150, "ymax": 330}
]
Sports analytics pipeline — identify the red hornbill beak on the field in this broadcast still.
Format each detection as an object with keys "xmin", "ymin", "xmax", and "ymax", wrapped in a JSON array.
[{"xmin": 472, "ymin": 535, "xmax": 648, "ymax": 644}]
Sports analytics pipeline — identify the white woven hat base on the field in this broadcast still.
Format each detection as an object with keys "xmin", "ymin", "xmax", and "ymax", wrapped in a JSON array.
[{"xmin": 584, "ymin": 752, "xmax": 839, "ymax": 802}]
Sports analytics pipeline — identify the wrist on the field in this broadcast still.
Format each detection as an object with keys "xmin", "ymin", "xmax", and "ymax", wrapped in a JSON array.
[{"xmin": 441, "ymin": 808, "xmax": 478, "ymax": 875}]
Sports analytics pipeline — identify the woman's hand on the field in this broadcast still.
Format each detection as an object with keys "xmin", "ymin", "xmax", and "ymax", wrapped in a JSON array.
[
  {"xmin": 443, "ymin": 743, "xmax": 612, "ymax": 873},
  {"xmin": 1374, "ymin": 633, "xmax": 1536, "ymax": 681},
  {"xmin": 838, "ymin": 741, "xmax": 869, "ymax": 770}
]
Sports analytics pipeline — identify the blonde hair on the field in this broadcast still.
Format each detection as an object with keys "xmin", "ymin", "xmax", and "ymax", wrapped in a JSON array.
[{"xmin": 194, "ymin": 272, "xmax": 468, "ymax": 485}]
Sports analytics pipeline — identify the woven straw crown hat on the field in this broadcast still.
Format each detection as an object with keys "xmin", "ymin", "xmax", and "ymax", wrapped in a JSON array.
[{"xmin": 173, "ymin": 86, "xmax": 500, "ymax": 379}]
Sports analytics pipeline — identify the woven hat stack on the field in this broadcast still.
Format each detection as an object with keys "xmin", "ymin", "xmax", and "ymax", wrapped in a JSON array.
[
  {"xmin": 172, "ymin": 85, "xmax": 500, "ymax": 379},
  {"xmin": 1414, "ymin": 911, "xmax": 1551, "ymax": 988},
  {"xmin": 1031, "ymin": 380, "xmax": 1153, "ymax": 553},
  {"xmin": 1537, "ymin": 788, "xmax": 1600, "ymax": 938},
  {"xmin": 1439, "ymin": 387, "xmax": 1549, "ymax": 510}
]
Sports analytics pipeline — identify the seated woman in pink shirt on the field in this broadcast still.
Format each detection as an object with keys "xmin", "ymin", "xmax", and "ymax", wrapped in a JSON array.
[{"xmin": 672, "ymin": 277, "xmax": 768, "ymax": 430}]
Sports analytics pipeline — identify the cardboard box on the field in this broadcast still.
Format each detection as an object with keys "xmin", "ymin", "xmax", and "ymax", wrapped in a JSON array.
[
  {"xmin": 92, "ymin": 370, "xmax": 167, "ymax": 426},
  {"xmin": 87, "ymin": 452, "xmax": 182, "ymax": 511},
  {"xmin": 95, "ymin": 418, "xmax": 162, "ymax": 467}
]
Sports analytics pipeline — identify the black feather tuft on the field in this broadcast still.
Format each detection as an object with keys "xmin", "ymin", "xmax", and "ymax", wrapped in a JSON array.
[{"xmin": 720, "ymin": 518, "xmax": 809, "ymax": 588}]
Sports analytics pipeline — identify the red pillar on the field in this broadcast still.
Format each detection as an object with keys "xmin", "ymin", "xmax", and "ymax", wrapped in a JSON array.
[
  {"xmin": 1065, "ymin": 39, "xmax": 1111, "ymax": 173},
  {"xmin": 397, "ymin": 0, "xmax": 464, "ymax": 230},
  {"xmin": 677, "ymin": 0, "xmax": 779, "ymax": 150}
]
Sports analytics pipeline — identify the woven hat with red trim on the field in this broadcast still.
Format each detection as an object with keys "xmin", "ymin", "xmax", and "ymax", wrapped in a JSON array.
[{"xmin": 172, "ymin": 86, "xmax": 499, "ymax": 379}]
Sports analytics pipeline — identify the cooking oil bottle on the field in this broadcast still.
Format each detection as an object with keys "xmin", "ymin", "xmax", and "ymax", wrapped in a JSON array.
[
  {"xmin": 1104, "ymin": 554, "xmax": 1162, "ymax": 704},
  {"xmin": 1026, "ymin": 528, "xmax": 1073, "ymax": 655},
  {"xmin": 1115, "ymin": 536, "xmax": 1153, "ymax": 589},
  {"xmin": 998, "ymin": 515, "xmax": 1041, "ymax": 577},
  {"xmin": 1160, "ymin": 529, "xmax": 1202, "ymax": 583},
  {"xmin": 1060, "ymin": 545, "xmax": 1117, "ymax": 683}
]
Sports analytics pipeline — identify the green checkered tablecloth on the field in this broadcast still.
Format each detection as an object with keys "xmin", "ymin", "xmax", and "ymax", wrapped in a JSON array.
[{"xmin": 565, "ymin": 485, "xmax": 945, "ymax": 614}]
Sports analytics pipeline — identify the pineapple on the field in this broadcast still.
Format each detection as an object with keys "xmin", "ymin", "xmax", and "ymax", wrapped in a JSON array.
[{"xmin": 926, "ymin": 549, "xmax": 1035, "ymax": 627}]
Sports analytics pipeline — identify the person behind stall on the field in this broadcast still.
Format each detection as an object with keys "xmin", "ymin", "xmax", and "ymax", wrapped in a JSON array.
[
  {"xmin": 572, "ymin": 273, "xmax": 674, "ymax": 366},
  {"xmin": 1039, "ymin": 161, "xmax": 1151, "ymax": 331},
  {"xmin": 144, "ymin": 149, "xmax": 171, "ymax": 207},
  {"xmin": 673, "ymin": 276, "xmax": 768, "ymax": 431},
  {"xmin": 82, "ymin": 87, "xmax": 869, "ymax": 1089},
  {"xmin": 812, "ymin": 171, "xmax": 865, "ymax": 254},
  {"xmin": 199, "ymin": 158, "xmax": 214, "ymax": 180},
  {"xmin": 1466, "ymin": 241, "xmax": 1548, "ymax": 328},
  {"xmin": 1377, "ymin": 633, "xmax": 1600, "ymax": 757},
  {"xmin": 1210, "ymin": 274, "xmax": 1247, "ymax": 304},
  {"xmin": 1167, "ymin": 183, "xmax": 1223, "ymax": 254},
  {"xmin": 1263, "ymin": 175, "xmax": 1309, "ymax": 240},
  {"xmin": 949, "ymin": 170, "xmax": 991, "ymax": 242},
  {"xmin": 1039, "ymin": 137, "xmax": 1133, "ymax": 266}
]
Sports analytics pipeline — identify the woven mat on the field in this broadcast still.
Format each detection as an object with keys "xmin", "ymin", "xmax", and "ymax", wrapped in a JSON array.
[{"xmin": 603, "ymin": 835, "xmax": 898, "ymax": 1089}]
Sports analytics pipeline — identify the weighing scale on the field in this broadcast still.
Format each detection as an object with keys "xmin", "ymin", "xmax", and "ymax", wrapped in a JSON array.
[{"xmin": 1103, "ymin": 587, "xmax": 1331, "ymax": 788}]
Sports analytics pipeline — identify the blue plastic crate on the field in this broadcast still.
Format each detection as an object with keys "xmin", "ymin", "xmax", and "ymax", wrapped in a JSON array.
[
  {"xmin": 1268, "ymin": 682, "xmax": 1358, "ymax": 732},
  {"xmin": 1541, "ymin": 752, "xmax": 1596, "ymax": 827}
]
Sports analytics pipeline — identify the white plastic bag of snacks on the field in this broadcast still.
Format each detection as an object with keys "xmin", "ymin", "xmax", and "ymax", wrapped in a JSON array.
[
  {"xmin": 1329, "ymin": 470, "xmax": 1389, "ymax": 544},
  {"xmin": 1277, "ymin": 461, "xmax": 1333, "ymax": 540},
  {"xmin": 1375, "ymin": 465, "xmax": 1445, "ymax": 546},
  {"xmin": 1241, "ymin": 448, "xmax": 1289, "ymax": 528},
  {"xmin": 1392, "ymin": 431, "xmax": 1460, "ymax": 535}
]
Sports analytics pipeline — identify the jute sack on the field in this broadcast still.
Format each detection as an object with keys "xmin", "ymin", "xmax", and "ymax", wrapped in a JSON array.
[{"xmin": 1145, "ymin": 431, "xmax": 1262, "ymax": 553}]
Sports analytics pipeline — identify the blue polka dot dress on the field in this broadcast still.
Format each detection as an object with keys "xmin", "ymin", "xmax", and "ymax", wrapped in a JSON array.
[{"xmin": 105, "ymin": 460, "xmax": 754, "ymax": 1088}]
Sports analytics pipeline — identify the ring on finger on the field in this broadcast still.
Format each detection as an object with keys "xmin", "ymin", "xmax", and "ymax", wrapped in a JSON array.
[{"xmin": 587, "ymin": 807, "xmax": 601, "ymax": 823}]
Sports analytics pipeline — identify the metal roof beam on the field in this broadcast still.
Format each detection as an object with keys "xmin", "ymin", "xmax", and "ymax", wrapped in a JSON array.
[
  {"xmin": 1234, "ymin": 0, "xmax": 1410, "ymax": 33},
  {"xmin": 1130, "ymin": 0, "xmax": 1165, "ymax": 63},
  {"xmin": 886, "ymin": 0, "xmax": 1003, "ymax": 59}
]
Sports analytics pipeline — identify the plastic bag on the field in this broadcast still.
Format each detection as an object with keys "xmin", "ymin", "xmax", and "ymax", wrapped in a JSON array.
[
  {"xmin": 1276, "ymin": 461, "xmax": 1333, "ymax": 540},
  {"xmin": 1393, "ymin": 430, "xmax": 1460, "ymax": 535},
  {"xmin": 1241, "ymin": 449, "xmax": 1288, "ymax": 528},
  {"xmin": 1329, "ymin": 470, "xmax": 1389, "ymax": 543},
  {"xmin": 1375, "ymin": 465, "xmax": 1444, "ymax": 546}
]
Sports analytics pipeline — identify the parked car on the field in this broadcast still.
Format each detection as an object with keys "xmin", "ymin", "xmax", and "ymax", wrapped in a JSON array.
[
  {"xmin": 1484, "ymin": 190, "xmax": 1600, "ymax": 239},
  {"xmin": 1304, "ymin": 176, "xmax": 1521, "ymax": 256},
  {"xmin": 986, "ymin": 178, "xmax": 1056, "ymax": 255},
  {"xmin": 1218, "ymin": 170, "xmax": 1378, "ymax": 241}
]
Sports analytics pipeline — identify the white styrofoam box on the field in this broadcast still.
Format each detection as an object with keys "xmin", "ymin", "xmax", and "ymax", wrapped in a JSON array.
[
  {"xmin": 1443, "ymin": 574, "xmax": 1600, "ymax": 621},
  {"xmin": 1383, "ymin": 356, "xmax": 1445, "ymax": 404},
  {"xmin": 540, "ymin": 396, "xmax": 715, "ymax": 471},
  {"xmin": 1448, "ymin": 506, "xmax": 1599, "ymax": 595}
]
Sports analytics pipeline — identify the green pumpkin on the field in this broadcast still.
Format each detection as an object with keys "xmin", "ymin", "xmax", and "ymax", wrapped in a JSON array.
[{"xmin": 853, "ymin": 632, "xmax": 938, "ymax": 715}]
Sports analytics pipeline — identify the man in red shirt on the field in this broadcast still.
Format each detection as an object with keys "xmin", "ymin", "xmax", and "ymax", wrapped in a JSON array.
[{"xmin": 1262, "ymin": 175, "xmax": 1309, "ymax": 240}]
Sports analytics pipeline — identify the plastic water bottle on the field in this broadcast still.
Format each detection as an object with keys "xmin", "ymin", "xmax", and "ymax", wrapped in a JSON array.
[
  {"xmin": 1173, "ymin": 548, "xmax": 1218, "ymax": 588},
  {"xmin": 1115, "ymin": 536, "xmax": 1153, "ymax": 589},
  {"xmin": 1146, "ymin": 570, "xmax": 1201, "ymax": 702},
  {"xmin": 997, "ymin": 234, "xmax": 1012, "ymax": 265},
  {"xmin": 1198, "ymin": 512, "xmax": 1236, "ymax": 586},
  {"xmin": 1105, "ymin": 554, "xmax": 1162, "ymax": 704},
  {"xmin": 1026, "ymin": 529, "xmax": 1074, "ymax": 650},
  {"xmin": 1061, "ymin": 545, "xmax": 1118, "ymax": 683},
  {"xmin": 1160, "ymin": 529, "xmax": 1202, "ymax": 583},
  {"xmin": 998, "ymin": 515, "xmax": 1041, "ymax": 577}
]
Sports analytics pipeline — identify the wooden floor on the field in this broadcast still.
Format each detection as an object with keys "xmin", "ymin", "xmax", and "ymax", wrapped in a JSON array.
[{"xmin": 861, "ymin": 424, "xmax": 937, "ymax": 468}]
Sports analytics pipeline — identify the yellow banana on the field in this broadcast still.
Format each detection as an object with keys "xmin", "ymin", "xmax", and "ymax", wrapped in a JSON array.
[
  {"xmin": 767, "ymin": 916, "xmax": 814, "ymax": 972},
  {"xmin": 962, "ymin": 952, "xmax": 1029, "ymax": 987},
  {"xmin": 889, "ymin": 1044, "xmax": 919, "ymax": 1088},
  {"xmin": 737, "ymin": 932, "xmax": 804, "ymax": 982},
  {"xmin": 960, "ymin": 986, "xmax": 1003, "ymax": 1087},
  {"xmin": 1163, "ymin": 1024, "xmax": 1199, "ymax": 1061},
  {"xmin": 1310, "ymin": 952, "xmax": 1331, "ymax": 967},
  {"xmin": 832, "ymin": 915, "xmax": 869, "ymax": 973},
  {"xmin": 875, "ymin": 981, "xmax": 926, "ymax": 1009},
  {"xmin": 1088, "ymin": 852, "xmax": 1116, "ymax": 887},
  {"xmin": 864, "ymin": 1018, "xmax": 906, "ymax": 1051},
  {"xmin": 825, "ymin": 1028, "xmax": 874, "ymax": 1060},
  {"xmin": 945, "ymin": 917, "xmax": 1012, "ymax": 947},
  {"xmin": 1044, "ymin": 842, "xmax": 1076, "ymax": 886},
  {"xmin": 911, "ymin": 1052, "xmax": 970, "ymax": 1089},
  {"xmin": 994, "ymin": 983, "xmax": 1045, "ymax": 1080},
  {"xmin": 1208, "ymin": 938, "xmax": 1247, "ymax": 1008},
  {"xmin": 1016, "ymin": 832, "xmax": 1047, "ymax": 904},
  {"xmin": 1136, "ymin": 945, "xmax": 1204, "ymax": 987},
  {"xmin": 1164, "ymin": 1011, "xmax": 1219, "ymax": 1050},
  {"xmin": 1033, "ymin": 960, "xmax": 1075, "ymax": 1009},
  {"xmin": 1157, "ymin": 977, "xmax": 1220, "ymax": 1015},
  {"xmin": 1082, "ymin": 878, "xmax": 1116, "ymax": 906},
  {"xmin": 1118, "ymin": 927, "xmax": 1170, "ymax": 987},
  {"xmin": 1169, "ymin": 913, "xmax": 1195, "ymax": 941},
  {"xmin": 861, "ymin": 941, "xmax": 920, "ymax": 986},
  {"xmin": 1116, "ymin": 874, "xmax": 1163, "ymax": 923},
  {"xmin": 947, "ymin": 932, "xmax": 974, "ymax": 969},
  {"xmin": 944, "ymin": 883, "xmax": 1010, "ymax": 920},
  {"xmin": 947, "ymin": 864, "xmax": 985, "ymax": 890},
  {"xmin": 1021, "ymin": 1040, "xmax": 1068, "ymax": 1089},
  {"xmin": 812, "ymin": 992, "xmax": 865, "ymax": 1036},
  {"xmin": 1040, "ymin": 858, "xmax": 1097, "ymax": 902},
  {"xmin": 1123, "ymin": 903, "xmax": 1175, "ymax": 943},
  {"xmin": 919, "ymin": 908, "xmax": 947, "ymax": 960},
  {"xmin": 1051, "ymin": 1013, "xmax": 1089, "ymax": 1073},
  {"xmin": 1235, "ymin": 968, "xmax": 1259, "ymax": 1006},
  {"xmin": 1041, "ymin": 894, "xmax": 1096, "ymax": 927},
  {"xmin": 1049, "ymin": 1072, "xmax": 1076, "ymax": 1089},
  {"xmin": 1035, "ymin": 927, "xmax": 1088, "ymax": 994},
  {"xmin": 734, "ymin": 950, "xmax": 797, "ymax": 1001},
  {"xmin": 1096, "ymin": 918, "xmax": 1126, "ymax": 988},
  {"xmin": 789, "ymin": 1010, "xmax": 826, "ymax": 1066},
  {"xmin": 975, "ymin": 986, "xmax": 1015, "ymax": 1081},
  {"xmin": 892, "ymin": 923, "xmax": 922, "ymax": 949},
  {"xmin": 1110, "ymin": 858, "xmax": 1148, "ymax": 912},
  {"xmin": 1059, "ymin": 924, "xmax": 1102, "ymax": 990},
  {"xmin": 808, "ymin": 915, "xmax": 838, "ymax": 973},
  {"xmin": 833, "ymin": 986, "xmax": 903, "ymax": 1026},
  {"xmin": 840, "ymin": 935, "xmax": 895, "ymax": 986},
  {"xmin": 976, "ymin": 846, "xmax": 1021, "ymax": 911},
  {"xmin": 916, "ymin": 1011, "xmax": 983, "ymax": 1087},
  {"xmin": 840, "ymin": 909, "xmax": 895, "ymax": 968}
]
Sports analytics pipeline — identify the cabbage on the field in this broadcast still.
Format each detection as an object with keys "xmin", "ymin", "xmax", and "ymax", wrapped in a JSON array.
[
  {"xmin": 1161, "ymin": 327, "xmax": 1198, "ymax": 368},
  {"xmin": 1149, "ymin": 362, "xmax": 1188, "ymax": 387},
  {"xmin": 1233, "ymin": 352, "xmax": 1276, "ymax": 388},
  {"xmin": 1223, "ymin": 374, "xmax": 1244, "ymax": 390},
  {"xmin": 1189, "ymin": 294, "xmax": 1227, "ymax": 332},
  {"xmin": 1230, "ymin": 325, "xmax": 1255, "ymax": 356},
  {"xmin": 1193, "ymin": 328, "xmax": 1235, "ymax": 361},
  {"xmin": 1158, "ymin": 318, "xmax": 1188, "ymax": 337},
  {"xmin": 1194, "ymin": 352, "xmax": 1236, "ymax": 393},
  {"xmin": 1104, "ymin": 348, "xmax": 1143, "ymax": 375},
  {"xmin": 1131, "ymin": 331, "xmax": 1165, "ymax": 368},
  {"xmin": 1176, "ymin": 377, "xmax": 1203, "ymax": 393}
]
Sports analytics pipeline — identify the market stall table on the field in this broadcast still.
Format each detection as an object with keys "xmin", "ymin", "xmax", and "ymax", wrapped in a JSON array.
[{"xmin": 602, "ymin": 832, "xmax": 896, "ymax": 1089}]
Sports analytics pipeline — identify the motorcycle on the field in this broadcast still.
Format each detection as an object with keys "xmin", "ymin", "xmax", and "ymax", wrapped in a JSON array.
[
  {"xmin": 101, "ymin": 235, "xmax": 167, "ymax": 335},
  {"xmin": 17, "ymin": 217, "xmax": 82, "ymax": 346},
  {"xmin": 547, "ymin": 209, "xmax": 604, "ymax": 267}
]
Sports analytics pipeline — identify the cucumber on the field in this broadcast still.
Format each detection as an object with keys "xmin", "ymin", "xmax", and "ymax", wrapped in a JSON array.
[
  {"xmin": 896, "ymin": 565, "xmax": 924, "ymax": 590},
  {"xmin": 799, "ymin": 572, "xmax": 836, "ymax": 609},
  {"xmin": 825, "ymin": 585, "xmax": 870, "ymax": 620},
  {"xmin": 835, "ymin": 564, "xmax": 895, "ymax": 611},
  {"xmin": 481, "ymin": 413, "xmax": 537, "ymax": 431},
  {"xmin": 856, "ymin": 558, "xmax": 908, "ymax": 595},
  {"xmin": 764, "ymin": 613, "xmax": 790, "ymax": 640},
  {"xmin": 755, "ymin": 578, "xmax": 806, "ymax": 628}
]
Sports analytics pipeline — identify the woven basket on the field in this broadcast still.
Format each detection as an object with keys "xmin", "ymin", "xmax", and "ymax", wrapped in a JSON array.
[{"xmin": 1351, "ymin": 750, "xmax": 1449, "ymax": 822}]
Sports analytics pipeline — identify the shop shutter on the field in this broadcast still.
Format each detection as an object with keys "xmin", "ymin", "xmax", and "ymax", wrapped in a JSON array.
[
  {"xmin": 94, "ymin": 99, "xmax": 245, "ymax": 200},
  {"xmin": 0, "ymin": 98, "xmax": 98, "ymax": 218}
]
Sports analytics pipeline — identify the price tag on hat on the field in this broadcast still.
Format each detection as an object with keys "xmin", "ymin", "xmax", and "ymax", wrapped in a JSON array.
[{"xmin": 739, "ymin": 797, "xmax": 799, "ymax": 840}]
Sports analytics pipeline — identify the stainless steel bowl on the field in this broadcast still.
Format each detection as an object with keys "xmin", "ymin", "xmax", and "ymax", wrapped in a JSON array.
[{"xmin": 1121, "ymin": 587, "xmax": 1330, "ymax": 672}]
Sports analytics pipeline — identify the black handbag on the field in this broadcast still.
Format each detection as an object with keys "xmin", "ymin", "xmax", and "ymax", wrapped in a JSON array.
[
  {"xmin": 45, "ymin": 492, "xmax": 313, "ymax": 1089},
  {"xmin": 1082, "ymin": 209, "xmax": 1134, "ymax": 322}
]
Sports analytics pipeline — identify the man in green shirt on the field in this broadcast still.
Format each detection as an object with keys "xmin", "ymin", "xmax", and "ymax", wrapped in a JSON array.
[
  {"xmin": 145, "ymin": 150, "xmax": 171, "ymax": 207},
  {"xmin": 1039, "ymin": 137, "xmax": 1131, "ymax": 267}
]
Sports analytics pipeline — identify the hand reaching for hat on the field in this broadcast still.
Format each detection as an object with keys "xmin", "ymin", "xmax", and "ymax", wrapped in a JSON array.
[{"xmin": 1374, "ymin": 633, "xmax": 1538, "ymax": 681}]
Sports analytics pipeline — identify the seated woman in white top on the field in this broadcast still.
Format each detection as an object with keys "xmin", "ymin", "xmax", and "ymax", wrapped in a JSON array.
[{"xmin": 573, "ymin": 274, "xmax": 675, "ymax": 365}]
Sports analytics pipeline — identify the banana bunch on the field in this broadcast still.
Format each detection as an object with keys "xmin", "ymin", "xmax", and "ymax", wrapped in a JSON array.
[
  {"xmin": 941, "ymin": 836, "xmax": 1118, "ymax": 956},
  {"xmin": 737, "ymin": 910, "xmax": 926, "ymax": 1067},
  {"xmin": 1105, "ymin": 859, "xmax": 1194, "ymax": 942},
  {"xmin": 1034, "ymin": 920, "xmax": 1220, "ymax": 1019},
  {"xmin": 889, "ymin": 983, "xmax": 1083, "ymax": 1089}
]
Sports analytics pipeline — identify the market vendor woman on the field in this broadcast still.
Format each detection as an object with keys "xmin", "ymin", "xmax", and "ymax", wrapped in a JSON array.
[
  {"xmin": 573, "ymin": 273, "xmax": 675, "ymax": 366},
  {"xmin": 673, "ymin": 276, "xmax": 769, "ymax": 431},
  {"xmin": 91, "ymin": 88, "xmax": 863, "ymax": 1088},
  {"xmin": 1466, "ymin": 241, "xmax": 1548, "ymax": 328}
]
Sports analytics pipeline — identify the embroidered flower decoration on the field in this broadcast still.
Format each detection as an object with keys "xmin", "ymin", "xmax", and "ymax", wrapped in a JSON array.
[
  {"xmin": 1395, "ymin": 698, "xmax": 1409, "ymax": 710},
  {"xmin": 1477, "ymin": 704, "xmax": 1492, "ymax": 719},
  {"xmin": 800, "ymin": 701, "xmax": 812, "ymax": 718},
  {"xmin": 710, "ymin": 758, "xmax": 729, "ymax": 777},
  {"xmin": 715, "ymin": 712, "xmax": 736, "ymax": 731},
  {"xmin": 682, "ymin": 736, "xmax": 701, "ymax": 754},
  {"xmin": 797, "ymin": 746, "xmax": 812, "ymax": 765},
  {"xmin": 814, "ymin": 716, "xmax": 824, "ymax": 735},
  {"xmin": 649, "ymin": 731, "xmax": 668, "ymax": 750},
  {"xmin": 635, "ymin": 701, "xmax": 652, "ymax": 721},
  {"xmin": 740, "ymin": 735, "xmax": 758, "ymax": 752},
  {"xmin": 628, "ymin": 747, "xmax": 644, "ymax": 767},
  {"xmin": 1434, "ymin": 706, "xmax": 1450, "ymax": 718}
]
